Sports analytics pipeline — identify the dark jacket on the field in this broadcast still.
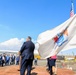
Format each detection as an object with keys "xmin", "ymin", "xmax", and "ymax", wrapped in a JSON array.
[{"xmin": 20, "ymin": 41, "xmax": 35, "ymax": 60}]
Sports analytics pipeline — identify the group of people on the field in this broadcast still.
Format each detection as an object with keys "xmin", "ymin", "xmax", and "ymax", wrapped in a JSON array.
[
  {"xmin": 0, "ymin": 36, "xmax": 57, "ymax": 75},
  {"xmin": 0, "ymin": 53, "xmax": 20, "ymax": 67},
  {"xmin": 19, "ymin": 36, "xmax": 57, "ymax": 75}
]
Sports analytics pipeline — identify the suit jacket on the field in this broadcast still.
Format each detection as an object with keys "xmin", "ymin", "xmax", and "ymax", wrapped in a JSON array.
[{"xmin": 20, "ymin": 41, "xmax": 35, "ymax": 60}]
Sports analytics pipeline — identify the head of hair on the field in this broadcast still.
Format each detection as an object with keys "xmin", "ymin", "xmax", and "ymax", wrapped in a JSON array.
[{"xmin": 28, "ymin": 36, "xmax": 32, "ymax": 41}]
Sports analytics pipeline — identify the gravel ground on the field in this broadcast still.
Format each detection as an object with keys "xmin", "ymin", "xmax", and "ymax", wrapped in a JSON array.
[
  {"xmin": 0, "ymin": 59, "xmax": 75, "ymax": 75},
  {"xmin": 0, "ymin": 65, "xmax": 75, "ymax": 75}
]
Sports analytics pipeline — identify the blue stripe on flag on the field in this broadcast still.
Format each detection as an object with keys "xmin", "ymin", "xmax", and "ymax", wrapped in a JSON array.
[{"xmin": 56, "ymin": 34, "xmax": 68, "ymax": 46}]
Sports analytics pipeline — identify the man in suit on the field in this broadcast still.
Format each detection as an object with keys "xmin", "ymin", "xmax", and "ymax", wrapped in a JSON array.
[{"xmin": 19, "ymin": 36, "xmax": 35, "ymax": 75}]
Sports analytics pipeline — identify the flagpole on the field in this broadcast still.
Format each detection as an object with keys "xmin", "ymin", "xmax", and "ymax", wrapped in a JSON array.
[
  {"xmin": 71, "ymin": 0, "xmax": 74, "ymax": 13},
  {"xmin": 70, "ymin": 0, "xmax": 74, "ymax": 17},
  {"xmin": 71, "ymin": 0, "xmax": 73, "ymax": 3}
]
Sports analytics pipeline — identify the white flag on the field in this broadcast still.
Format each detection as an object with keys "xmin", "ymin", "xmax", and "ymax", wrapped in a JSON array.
[
  {"xmin": 61, "ymin": 34, "xmax": 76, "ymax": 51},
  {"xmin": 37, "ymin": 14, "xmax": 76, "ymax": 59}
]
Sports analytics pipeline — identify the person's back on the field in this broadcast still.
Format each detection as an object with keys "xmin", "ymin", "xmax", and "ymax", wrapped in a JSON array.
[
  {"xmin": 21, "ymin": 41, "xmax": 35, "ymax": 60},
  {"xmin": 19, "ymin": 36, "xmax": 35, "ymax": 75}
]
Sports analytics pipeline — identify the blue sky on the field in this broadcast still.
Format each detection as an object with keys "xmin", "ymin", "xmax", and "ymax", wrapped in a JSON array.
[
  {"xmin": 0, "ymin": 0, "xmax": 76, "ymax": 42},
  {"xmin": 0, "ymin": 0, "xmax": 76, "ymax": 55}
]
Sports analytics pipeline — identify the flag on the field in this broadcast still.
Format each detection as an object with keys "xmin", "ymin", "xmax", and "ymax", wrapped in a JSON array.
[
  {"xmin": 61, "ymin": 34, "xmax": 76, "ymax": 52},
  {"xmin": 37, "ymin": 14, "xmax": 76, "ymax": 59},
  {"xmin": 70, "ymin": 0, "xmax": 74, "ymax": 17}
]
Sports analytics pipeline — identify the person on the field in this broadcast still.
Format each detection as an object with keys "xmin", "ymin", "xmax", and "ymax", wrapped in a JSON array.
[
  {"xmin": 17, "ymin": 55, "xmax": 21, "ymax": 71},
  {"xmin": 10, "ymin": 55, "xmax": 13, "ymax": 65},
  {"xmin": 0, "ymin": 54, "xmax": 2, "ymax": 66},
  {"xmin": 9, "ymin": 54, "xmax": 12, "ymax": 65},
  {"xmin": 12, "ymin": 54, "xmax": 16, "ymax": 64},
  {"xmin": 5, "ymin": 55, "xmax": 10, "ymax": 65},
  {"xmin": 46, "ymin": 58, "xmax": 50, "ymax": 72},
  {"xmin": 2, "ymin": 55, "xmax": 5, "ymax": 67},
  {"xmin": 34, "ymin": 58, "xmax": 38, "ymax": 66},
  {"xmin": 19, "ymin": 36, "xmax": 35, "ymax": 75},
  {"xmin": 51, "ymin": 55, "xmax": 57, "ymax": 75},
  {"xmin": 48, "ymin": 55, "xmax": 57, "ymax": 75},
  {"xmin": 16, "ymin": 55, "xmax": 20, "ymax": 65}
]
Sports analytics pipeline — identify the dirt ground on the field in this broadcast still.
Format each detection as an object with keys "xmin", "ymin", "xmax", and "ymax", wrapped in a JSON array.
[{"xmin": 0, "ymin": 65, "xmax": 75, "ymax": 75}]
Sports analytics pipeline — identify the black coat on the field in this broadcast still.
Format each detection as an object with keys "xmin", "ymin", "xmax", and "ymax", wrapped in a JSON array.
[{"xmin": 20, "ymin": 41, "xmax": 35, "ymax": 60}]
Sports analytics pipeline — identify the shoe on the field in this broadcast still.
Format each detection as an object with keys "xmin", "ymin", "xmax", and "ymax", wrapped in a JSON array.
[
  {"xmin": 46, "ymin": 68, "xmax": 50, "ymax": 72},
  {"xmin": 52, "ymin": 72, "xmax": 57, "ymax": 75},
  {"xmin": 17, "ymin": 69, "xmax": 20, "ymax": 71}
]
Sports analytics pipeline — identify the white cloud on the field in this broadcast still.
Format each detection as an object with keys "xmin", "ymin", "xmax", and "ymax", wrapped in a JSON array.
[
  {"xmin": 0, "ymin": 38, "xmax": 39, "ymax": 54},
  {"xmin": 0, "ymin": 38, "xmax": 24, "ymax": 51}
]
